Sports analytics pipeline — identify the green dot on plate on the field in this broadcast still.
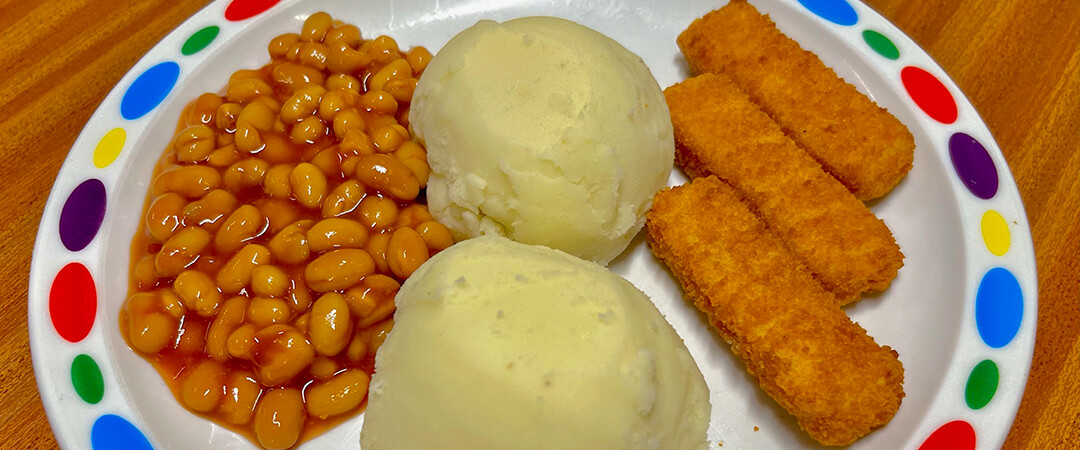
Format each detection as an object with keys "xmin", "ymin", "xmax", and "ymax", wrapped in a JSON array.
[
  {"xmin": 965, "ymin": 359, "xmax": 999, "ymax": 409},
  {"xmin": 182, "ymin": 25, "xmax": 220, "ymax": 56},
  {"xmin": 862, "ymin": 29, "xmax": 899, "ymax": 60},
  {"xmin": 71, "ymin": 354, "xmax": 104, "ymax": 404}
]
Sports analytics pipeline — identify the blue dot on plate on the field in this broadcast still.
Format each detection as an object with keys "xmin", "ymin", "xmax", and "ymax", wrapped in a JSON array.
[
  {"xmin": 975, "ymin": 267, "xmax": 1024, "ymax": 348},
  {"xmin": 120, "ymin": 61, "xmax": 180, "ymax": 120},
  {"xmin": 91, "ymin": 414, "xmax": 153, "ymax": 450},
  {"xmin": 798, "ymin": 0, "xmax": 859, "ymax": 26}
]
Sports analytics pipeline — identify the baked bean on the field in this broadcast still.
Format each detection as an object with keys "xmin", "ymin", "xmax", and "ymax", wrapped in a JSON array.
[
  {"xmin": 394, "ymin": 203, "xmax": 434, "ymax": 229},
  {"xmin": 370, "ymin": 124, "xmax": 406, "ymax": 153},
  {"xmin": 291, "ymin": 115, "xmax": 328, "ymax": 144},
  {"xmin": 153, "ymin": 165, "xmax": 221, "ymax": 199},
  {"xmin": 174, "ymin": 270, "xmax": 223, "ymax": 317},
  {"xmin": 393, "ymin": 140, "xmax": 425, "ymax": 162},
  {"xmin": 307, "ymin": 218, "xmax": 368, "ymax": 252},
  {"xmin": 230, "ymin": 69, "xmax": 265, "ymax": 83},
  {"xmin": 368, "ymin": 59, "xmax": 412, "ymax": 93},
  {"xmin": 365, "ymin": 318, "xmax": 394, "ymax": 356},
  {"xmin": 280, "ymin": 85, "xmax": 326, "ymax": 123},
  {"xmin": 287, "ymin": 273, "xmax": 313, "ymax": 312},
  {"xmin": 174, "ymin": 319, "xmax": 208, "ymax": 355},
  {"xmin": 369, "ymin": 35, "xmax": 401, "ymax": 64},
  {"xmin": 268, "ymin": 220, "xmax": 312, "ymax": 265},
  {"xmin": 159, "ymin": 289, "xmax": 188, "ymax": 320},
  {"xmin": 416, "ymin": 220, "xmax": 454, "ymax": 251},
  {"xmin": 259, "ymin": 133, "xmax": 296, "ymax": 164},
  {"xmin": 248, "ymin": 296, "xmax": 292, "ymax": 329},
  {"xmin": 174, "ymin": 124, "xmax": 216, "ymax": 163},
  {"xmin": 300, "ymin": 12, "xmax": 333, "ymax": 42},
  {"xmin": 405, "ymin": 46, "xmax": 432, "ymax": 73},
  {"xmin": 297, "ymin": 42, "xmax": 330, "ymax": 70},
  {"xmin": 384, "ymin": 77, "xmax": 417, "ymax": 103},
  {"xmin": 309, "ymin": 356, "xmax": 340, "ymax": 381},
  {"xmin": 186, "ymin": 93, "xmax": 224, "ymax": 126},
  {"xmin": 223, "ymin": 158, "xmax": 270, "ymax": 192},
  {"xmin": 257, "ymin": 198, "xmax": 302, "ymax": 234},
  {"xmin": 220, "ymin": 370, "xmax": 261, "ymax": 425},
  {"xmin": 146, "ymin": 193, "xmax": 186, "ymax": 241},
  {"xmin": 252, "ymin": 325, "xmax": 314, "ymax": 386},
  {"xmin": 251, "ymin": 265, "xmax": 291, "ymax": 297},
  {"xmin": 321, "ymin": 179, "xmax": 364, "ymax": 217},
  {"xmin": 227, "ymin": 324, "xmax": 257, "ymax": 360},
  {"xmin": 215, "ymin": 103, "xmax": 243, "ymax": 133},
  {"xmin": 340, "ymin": 155, "xmax": 361, "ymax": 177},
  {"xmin": 271, "ymin": 62, "xmax": 325, "ymax": 94},
  {"xmin": 358, "ymin": 89, "xmax": 397, "ymax": 115},
  {"xmin": 206, "ymin": 295, "xmax": 249, "ymax": 360},
  {"xmin": 268, "ymin": 33, "xmax": 300, "ymax": 60},
  {"xmin": 325, "ymin": 24, "xmax": 361, "ymax": 48},
  {"xmin": 395, "ymin": 105, "xmax": 411, "ymax": 128},
  {"xmin": 125, "ymin": 291, "xmax": 181, "ymax": 354},
  {"xmin": 325, "ymin": 73, "xmax": 361, "ymax": 92},
  {"xmin": 183, "ymin": 189, "xmax": 238, "ymax": 232},
  {"xmin": 331, "ymin": 108, "xmax": 365, "ymax": 139},
  {"xmin": 217, "ymin": 243, "xmax": 273, "ymax": 294},
  {"xmin": 207, "ymin": 144, "xmax": 243, "ymax": 168},
  {"xmin": 254, "ymin": 388, "xmax": 305, "ymax": 450},
  {"xmin": 362, "ymin": 231, "xmax": 391, "ymax": 275},
  {"xmin": 317, "ymin": 89, "xmax": 359, "ymax": 122},
  {"xmin": 309, "ymin": 292, "xmax": 352, "ymax": 356},
  {"xmin": 181, "ymin": 358, "xmax": 226, "ymax": 412},
  {"xmin": 226, "ymin": 77, "xmax": 273, "ymax": 104},
  {"xmin": 326, "ymin": 40, "xmax": 371, "ymax": 74},
  {"xmin": 155, "ymin": 226, "xmax": 211, "ymax": 278},
  {"xmin": 133, "ymin": 254, "xmax": 159, "ymax": 290},
  {"xmin": 345, "ymin": 329, "xmax": 369, "ymax": 363},
  {"xmin": 387, "ymin": 227, "xmax": 428, "ymax": 279},
  {"xmin": 340, "ymin": 128, "xmax": 375, "ymax": 157},
  {"xmin": 290, "ymin": 163, "xmax": 328, "ymax": 209},
  {"xmin": 215, "ymin": 204, "xmax": 268, "ymax": 254},
  {"xmin": 294, "ymin": 312, "xmax": 311, "ymax": 335},
  {"xmin": 354, "ymin": 154, "xmax": 419, "ymax": 201},
  {"xmin": 304, "ymin": 369, "xmax": 370, "ymax": 419},
  {"xmin": 345, "ymin": 274, "xmax": 399, "ymax": 327},
  {"xmin": 263, "ymin": 164, "xmax": 294, "ymax": 199},
  {"xmin": 400, "ymin": 156, "xmax": 430, "ymax": 187},
  {"xmin": 305, "ymin": 248, "xmax": 375, "ymax": 292}
]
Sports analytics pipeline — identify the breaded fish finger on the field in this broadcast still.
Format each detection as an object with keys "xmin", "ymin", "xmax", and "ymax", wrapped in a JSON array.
[
  {"xmin": 677, "ymin": 0, "xmax": 914, "ymax": 200},
  {"xmin": 664, "ymin": 73, "xmax": 903, "ymax": 303},
  {"xmin": 645, "ymin": 176, "xmax": 904, "ymax": 446}
]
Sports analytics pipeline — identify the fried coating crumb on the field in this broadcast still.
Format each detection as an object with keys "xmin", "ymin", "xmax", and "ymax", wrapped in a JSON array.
[
  {"xmin": 664, "ymin": 73, "xmax": 903, "ymax": 303},
  {"xmin": 646, "ymin": 176, "xmax": 904, "ymax": 446},
  {"xmin": 677, "ymin": 0, "xmax": 914, "ymax": 200}
]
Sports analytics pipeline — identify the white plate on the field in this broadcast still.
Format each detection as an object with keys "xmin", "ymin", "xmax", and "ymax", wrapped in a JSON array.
[{"xmin": 28, "ymin": 0, "xmax": 1038, "ymax": 448}]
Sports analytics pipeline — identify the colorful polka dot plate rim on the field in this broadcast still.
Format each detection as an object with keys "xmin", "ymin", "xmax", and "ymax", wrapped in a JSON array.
[{"xmin": 26, "ymin": 0, "xmax": 1035, "ymax": 449}]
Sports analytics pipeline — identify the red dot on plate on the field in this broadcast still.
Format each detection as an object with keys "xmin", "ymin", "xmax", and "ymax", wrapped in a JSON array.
[
  {"xmin": 49, "ymin": 263, "xmax": 97, "ymax": 343},
  {"xmin": 224, "ymin": 0, "xmax": 281, "ymax": 22},
  {"xmin": 901, "ymin": 66, "xmax": 958, "ymax": 124},
  {"xmin": 919, "ymin": 420, "xmax": 976, "ymax": 450}
]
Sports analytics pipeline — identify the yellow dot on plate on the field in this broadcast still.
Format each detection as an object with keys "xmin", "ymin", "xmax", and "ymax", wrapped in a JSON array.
[
  {"xmin": 93, "ymin": 127, "xmax": 126, "ymax": 168},
  {"xmin": 981, "ymin": 210, "xmax": 1010, "ymax": 256}
]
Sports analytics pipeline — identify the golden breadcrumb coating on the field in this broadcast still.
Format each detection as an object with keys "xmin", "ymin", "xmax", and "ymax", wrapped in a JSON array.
[
  {"xmin": 664, "ymin": 73, "xmax": 903, "ymax": 304},
  {"xmin": 645, "ymin": 176, "xmax": 904, "ymax": 446},
  {"xmin": 677, "ymin": 0, "xmax": 914, "ymax": 200}
]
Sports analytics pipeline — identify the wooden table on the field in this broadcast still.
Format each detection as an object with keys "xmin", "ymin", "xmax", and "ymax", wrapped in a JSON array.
[{"xmin": 0, "ymin": 0, "xmax": 1075, "ymax": 448}]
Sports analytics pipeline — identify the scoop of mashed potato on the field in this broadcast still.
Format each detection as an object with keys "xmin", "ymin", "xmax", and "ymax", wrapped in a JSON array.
[
  {"xmin": 360, "ymin": 236, "xmax": 709, "ymax": 450},
  {"xmin": 411, "ymin": 17, "xmax": 674, "ymax": 264}
]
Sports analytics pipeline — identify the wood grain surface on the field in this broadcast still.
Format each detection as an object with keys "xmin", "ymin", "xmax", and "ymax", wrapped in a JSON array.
[{"xmin": 0, "ymin": 0, "xmax": 1075, "ymax": 448}]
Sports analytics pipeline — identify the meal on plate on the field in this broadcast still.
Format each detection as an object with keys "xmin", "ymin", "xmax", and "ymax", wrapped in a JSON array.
[
  {"xmin": 121, "ymin": 11, "xmax": 450, "ymax": 449},
  {"xmin": 677, "ymin": 0, "xmax": 915, "ymax": 201},
  {"xmin": 359, "ymin": 236, "xmax": 709, "ymax": 450},
  {"xmin": 411, "ymin": 16, "xmax": 674, "ymax": 265},
  {"xmin": 119, "ymin": 1, "xmax": 915, "ymax": 448}
]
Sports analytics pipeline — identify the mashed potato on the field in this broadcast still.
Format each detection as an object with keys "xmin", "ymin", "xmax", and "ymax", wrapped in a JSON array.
[
  {"xmin": 360, "ymin": 236, "xmax": 709, "ymax": 450},
  {"xmin": 411, "ymin": 17, "xmax": 674, "ymax": 264}
]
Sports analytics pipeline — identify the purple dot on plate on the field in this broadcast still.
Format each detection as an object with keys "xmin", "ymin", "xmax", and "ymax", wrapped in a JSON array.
[
  {"xmin": 59, "ymin": 179, "xmax": 107, "ymax": 252},
  {"xmin": 949, "ymin": 132, "xmax": 998, "ymax": 199},
  {"xmin": 91, "ymin": 414, "xmax": 152, "ymax": 450}
]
